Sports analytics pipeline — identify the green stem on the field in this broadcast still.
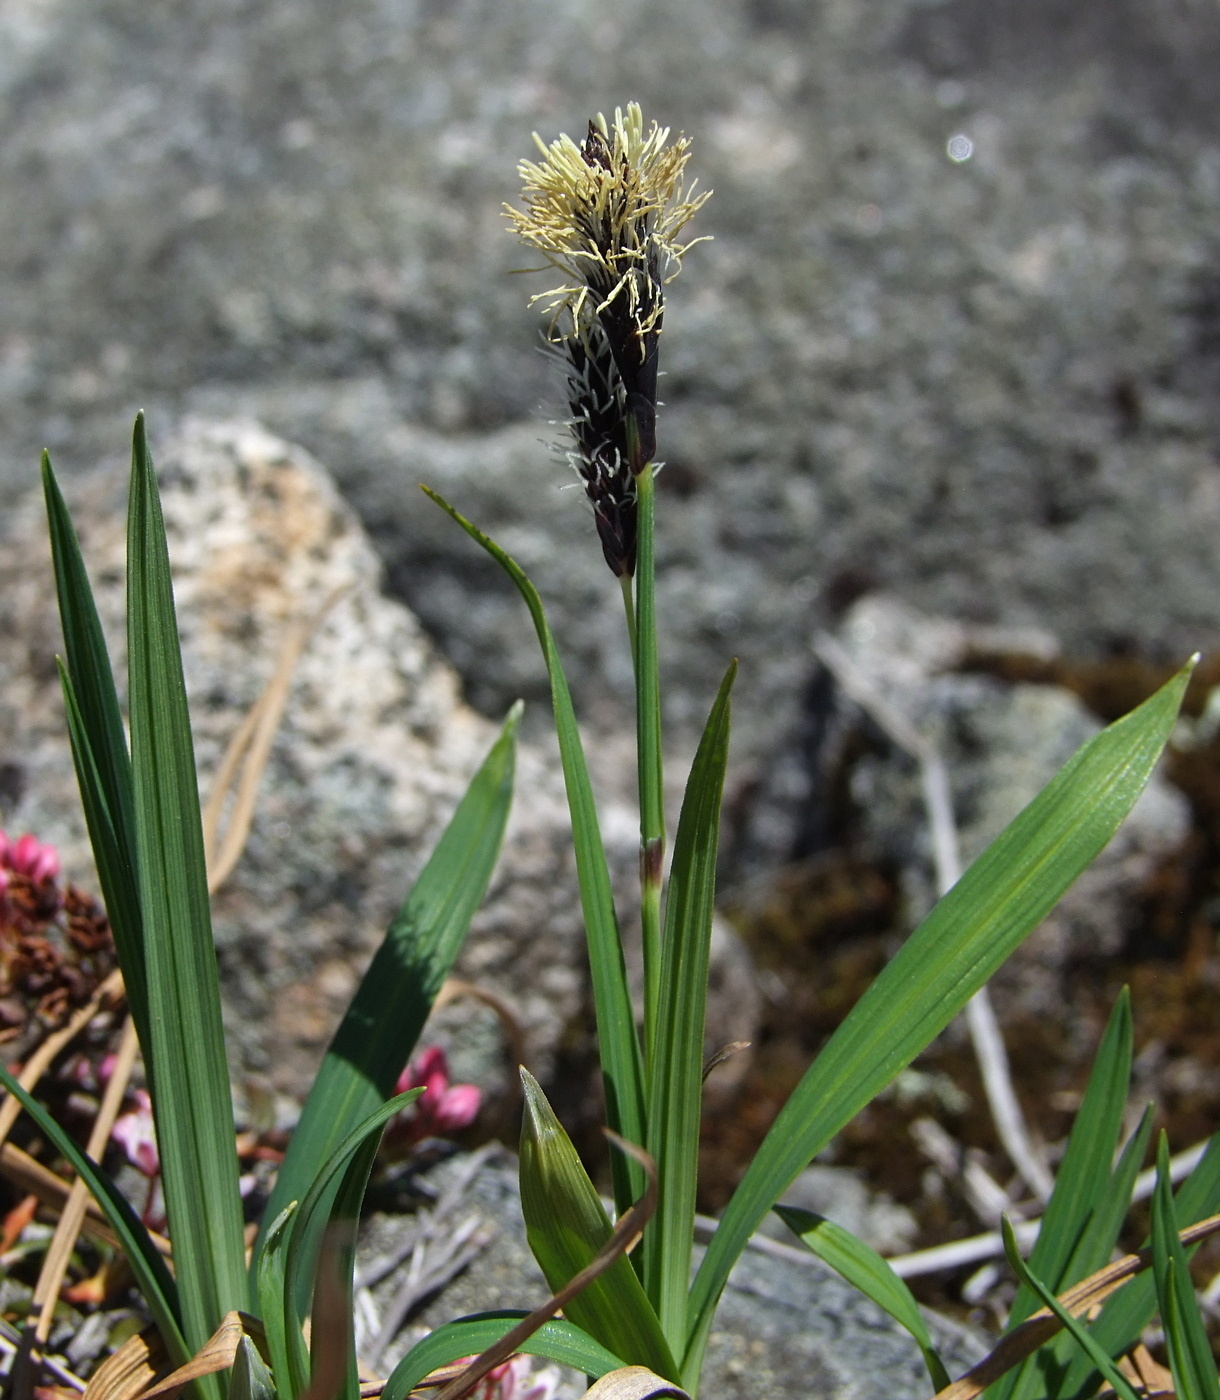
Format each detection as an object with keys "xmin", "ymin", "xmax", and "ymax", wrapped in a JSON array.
[
  {"xmin": 619, "ymin": 573, "xmax": 637, "ymax": 662},
  {"xmin": 634, "ymin": 465, "xmax": 665, "ymax": 1067}
]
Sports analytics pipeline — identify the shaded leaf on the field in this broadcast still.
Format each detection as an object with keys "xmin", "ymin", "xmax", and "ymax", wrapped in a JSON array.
[
  {"xmin": 776, "ymin": 1206, "xmax": 949, "ymax": 1391},
  {"xmin": 380, "ymin": 1313, "xmax": 624, "ymax": 1400},
  {"xmin": 518, "ymin": 1071, "xmax": 677, "ymax": 1381}
]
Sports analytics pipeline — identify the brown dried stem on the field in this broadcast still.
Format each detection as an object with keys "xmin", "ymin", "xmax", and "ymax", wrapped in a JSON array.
[
  {"xmin": 202, "ymin": 586, "xmax": 347, "ymax": 895},
  {"xmin": 0, "ymin": 967, "xmax": 125, "ymax": 1153},
  {"xmin": 934, "ymin": 1211, "xmax": 1220, "ymax": 1400},
  {"xmin": 33, "ymin": 1014, "xmax": 140, "ymax": 1341},
  {"xmin": 419, "ymin": 1134, "xmax": 658, "ymax": 1400}
]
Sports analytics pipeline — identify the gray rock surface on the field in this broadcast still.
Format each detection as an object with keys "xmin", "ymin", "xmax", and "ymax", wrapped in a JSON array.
[
  {"xmin": 0, "ymin": 418, "xmax": 758, "ymax": 1098},
  {"xmin": 0, "ymin": 0, "xmax": 1218, "ymax": 771},
  {"xmin": 359, "ymin": 1145, "xmax": 987, "ymax": 1400}
]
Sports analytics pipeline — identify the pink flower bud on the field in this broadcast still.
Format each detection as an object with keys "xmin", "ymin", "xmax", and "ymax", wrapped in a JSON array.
[
  {"xmin": 112, "ymin": 1090, "xmax": 159, "ymax": 1178},
  {"xmin": 392, "ymin": 1045, "xmax": 481, "ymax": 1142},
  {"xmin": 431, "ymin": 1083, "xmax": 482, "ymax": 1134},
  {"xmin": 1, "ymin": 831, "xmax": 60, "ymax": 883}
]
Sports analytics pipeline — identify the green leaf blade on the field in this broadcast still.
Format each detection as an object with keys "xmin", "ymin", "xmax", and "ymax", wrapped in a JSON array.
[
  {"xmin": 991, "ymin": 991, "xmax": 1135, "ymax": 1400},
  {"xmin": 518, "ymin": 1070, "xmax": 678, "ymax": 1381},
  {"xmin": 381, "ymin": 1312, "xmax": 626, "ymax": 1400},
  {"xmin": 226, "ymin": 1337, "xmax": 277, "ymax": 1400},
  {"xmin": 642, "ymin": 663, "xmax": 735, "ymax": 1348},
  {"xmin": 281, "ymin": 1087, "xmax": 422, "ymax": 1362},
  {"xmin": 257, "ymin": 703, "xmax": 520, "ymax": 1300},
  {"xmin": 684, "ymin": 662, "xmax": 1192, "ymax": 1389},
  {"xmin": 126, "ymin": 413, "xmax": 248, "ymax": 1356},
  {"xmin": 43, "ymin": 456, "xmax": 150, "ymax": 1048},
  {"xmin": 1001, "ymin": 1218, "xmax": 1141, "ymax": 1400},
  {"xmin": 256, "ymin": 1204, "xmax": 306, "ymax": 1400},
  {"xmin": 1151, "ymin": 1135, "xmax": 1220, "ymax": 1400},
  {"xmin": 776, "ymin": 1206, "xmax": 949, "ymax": 1391},
  {"xmin": 1060, "ymin": 1131, "xmax": 1220, "ymax": 1400},
  {"xmin": 423, "ymin": 486, "xmax": 646, "ymax": 1214}
]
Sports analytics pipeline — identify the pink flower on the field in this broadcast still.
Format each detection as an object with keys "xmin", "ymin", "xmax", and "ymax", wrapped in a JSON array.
[
  {"xmin": 112, "ymin": 1089, "xmax": 159, "ymax": 1178},
  {"xmin": 455, "ymin": 1355, "xmax": 560, "ymax": 1400},
  {"xmin": 0, "ymin": 831, "xmax": 60, "ymax": 884},
  {"xmin": 392, "ymin": 1046, "xmax": 481, "ymax": 1143}
]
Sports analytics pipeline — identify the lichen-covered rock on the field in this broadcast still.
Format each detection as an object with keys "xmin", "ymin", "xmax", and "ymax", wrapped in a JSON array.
[
  {"xmin": 2, "ymin": 0, "xmax": 1220, "ymax": 771},
  {"xmin": 0, "ymin": 419, "xmax": 756, "ymax": 1098}
]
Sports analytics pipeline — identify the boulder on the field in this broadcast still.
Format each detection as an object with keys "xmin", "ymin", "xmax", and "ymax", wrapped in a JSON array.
[{"xmin": 0, "ymin": 0, "xmax": 1219, "ymax": 770}]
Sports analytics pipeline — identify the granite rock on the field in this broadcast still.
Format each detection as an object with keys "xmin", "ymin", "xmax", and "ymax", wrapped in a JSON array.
[{"xmin": 0, "ymin": 0, "xmax": 1219, "ymax": 772}]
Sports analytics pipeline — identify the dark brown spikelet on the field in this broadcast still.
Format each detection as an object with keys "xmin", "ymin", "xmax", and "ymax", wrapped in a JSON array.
[
  {"xmin": 564, "ymin": 331, "xmax": 637, "ymax": 576},
  {"xmin": 508, "ymin": 104, "xmax": 709, "ymax": 576}
]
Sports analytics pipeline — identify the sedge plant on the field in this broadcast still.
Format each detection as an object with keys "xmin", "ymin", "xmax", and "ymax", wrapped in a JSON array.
[
  {"xmin": 3, "ymin": 101, "xmax": 1219, "ymax": 1400},
  {"xmin": 376, "ymin": 104, "xmax": 1220, "ymax": 1399}
]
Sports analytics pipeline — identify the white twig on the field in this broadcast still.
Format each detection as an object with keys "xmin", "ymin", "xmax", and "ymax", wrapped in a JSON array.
[
  {"xmin": 692, "ymin": 1136, "xmax": 1213, "ymax": 1284},
  {"xmin": 886, "ymin": 1219, "xmax": 1043, "ymax": 1279},
  {"xmin": 813, "ymin": 632, "xmax": 1055, "ymax": 1203}
]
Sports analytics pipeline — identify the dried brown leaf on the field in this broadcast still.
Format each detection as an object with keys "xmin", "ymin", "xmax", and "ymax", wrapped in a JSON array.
[{"xmin": 583, "ymin": 1367, "xmax": 688, "ymax": 1400}]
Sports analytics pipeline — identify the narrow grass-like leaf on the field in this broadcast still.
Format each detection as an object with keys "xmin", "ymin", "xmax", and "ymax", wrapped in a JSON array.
[
  {"xmin": 307, "ymin": 1127, "xmax": 386, "ymax": 1400},
  {"xmin": 424, "ymin": 486, "xmax": 645, "ymax": 1213},
  {"xmin": 382, "ymin": 1312, "xmax": 625, "ymax": 1400},
  {"xmin": 226, "ymin": 1337, "xmax": 276, "ymax": 1400},
  {"xmin": 991, "ymin": 991, "xmax": 1134, "ymax": 1400},
  {"xmin": 1151, "ymin": 1134, "xmax": 1220, "ymax": 1400},
  {"xmin": 43, "ymin": 456, "xmax": 149, "ymax": 1047},
  {"xmin": 1022, "ymin": 1105, "xmax": 1155, "ymax": 1400},
  {"xmin": 282, "ymin": 1087, "xmax": 421, "ymax": 1393},
  {"xmin": 1061, "ymin": 1132, "xmax": 1220, "ymax": 1400},
  {"xmin": 776, "ymin": 1206, "xmax": 949, "ymax": 1391},
  {"xmin": 257, "ymin": 704, "xmax": 520, "ymax": 1300},
  {"xmin": 126, "ymin": 413, "xmax": 248, "ymax": 1362},
  {"xmin": 633, "ymin": 466, "xmax": 666, "ymax": 1059},
  {"xmin": 1063, "ymin": 1102, "xmax": 1154, "ymax": 1289},
  {"xmin": 57, "ymin": 663, "xmax": 149, "ymax": 1049},
  {"xmin": 0, "ymin": 1064, "xmax": 186, "ymax": 1365},
  {"xmin": 1001, "ymin": 1218, "xmax": 1141, "ymax": 1400},
  {"xmin": 256, "ymin": 1204, "xmax": 305, "ymax": 1400},
  {"xmin": 684, "ymin": 662, "xmax": 1191, "ymax": 1391},
  {"xmin": 642, "ymin": 663, "xmax": 734, "ymax": 1348},
  {"xmin": 519, "ymin": 1071, "xmax": 678, "ymax": 1381}
]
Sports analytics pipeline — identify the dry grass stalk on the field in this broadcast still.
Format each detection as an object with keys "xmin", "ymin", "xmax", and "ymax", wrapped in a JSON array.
[
  {"xmin": 80, "ymin": 1328, "xmax": 166, "ymax": 1400},
  {"xmin": 582, "ymin": 1369, "xmax": 688, "ymax": 1400},
  {"xmin": 33, "ymin": 1015, "xmax": 140, "ymax": 1341},
  {"xmin": 0, "ymin": 1141, "xmax": 171, "ymax": 1257},
  {"xmin": 202, "ymin": 587, "xmax": 347, "ymax": 895}
]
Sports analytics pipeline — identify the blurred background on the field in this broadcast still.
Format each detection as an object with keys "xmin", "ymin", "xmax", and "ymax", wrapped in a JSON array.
[{"xmin": 5, "ymin": 0, "xmax": 1220, "ymax": 1325}]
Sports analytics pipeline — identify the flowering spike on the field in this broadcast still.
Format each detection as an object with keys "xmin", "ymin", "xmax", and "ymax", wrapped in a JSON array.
[{"xmin": 507, "ymin": 103, "xmax": 709, "ymax": 576}]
